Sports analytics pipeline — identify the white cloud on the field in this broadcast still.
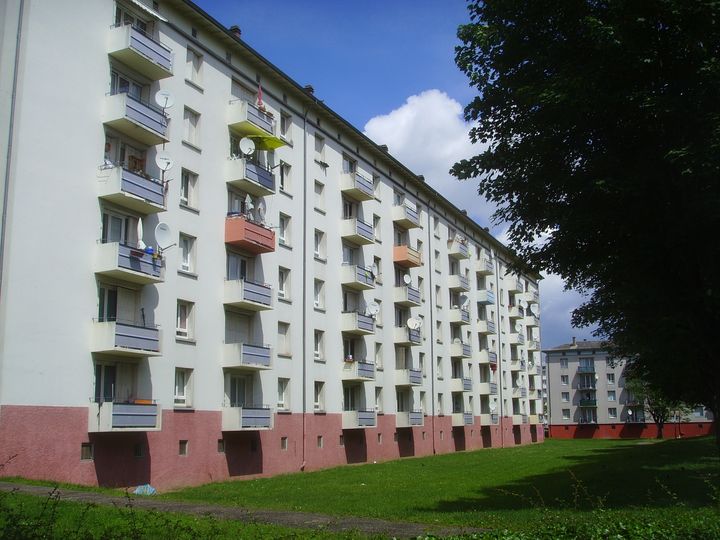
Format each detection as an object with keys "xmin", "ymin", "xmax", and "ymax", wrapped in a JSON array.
[
  {"xmin": 364, "ymin": 89, "xmax": 596, "ymax": 349},
  {"xmin": 363, "ymin": 89, "xmax": 497, "ymax": 231}
]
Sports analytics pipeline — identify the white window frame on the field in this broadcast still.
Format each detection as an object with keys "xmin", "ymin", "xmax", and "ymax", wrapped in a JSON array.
[
  {"xmin": 278, "ymin": 267, "xmax": 289, "ymax": 299},
  {"xmin": 314, "ymin": 381, "xmax": 325, "ymax": 411},
  {"xmin": 179, "ymin": 233, "xmax": 195, "ymax": 273},
  {"xmin": 561, "ymin": 392, "xmax": 570, "ymax": 402},
  {"xmin": 176, "ymin": 300, "xmax": 193, "ymax": 339},
  {"xmin": 186, "ymin": 48, "xmax": 202, "ymax": 85},
  {"xmin": 183, "ymin": 107, "xmax": 200, "ymax": 146},
  {"xmin": 174, "ymin": 368, "xmax": 192, "ymax": 408},
  {"xmin": 180, "ymin": 169, "xmax": 197, "ymax": 208},
  {"xmin": 279, "ymin": 214, "xmax": 289, "ymax": 245},
  {"xmin": 277, "ymin": 378, "xmax": 289, "ymax": 410},
  {"xmin": 314, "ymin": 330, "xmax": 324, "ymax": 360}
]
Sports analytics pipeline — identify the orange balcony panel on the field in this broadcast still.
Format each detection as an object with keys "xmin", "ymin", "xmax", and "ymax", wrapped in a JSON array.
[
  {"xmin": 393, "ymin": 245, "xmax": 422, "ymax": 268},
  {"xmin": 225, "ymin": 215, "xmax": 275, "ymax": 254}
]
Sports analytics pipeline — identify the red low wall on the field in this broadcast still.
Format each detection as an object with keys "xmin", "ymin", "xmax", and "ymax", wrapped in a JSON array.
[
  {"xmin": 549, "ymin": 422, "xmax": 714, "ymax": 439},
  {"xmin": 0, "ymin": 405, "xmax": 544, "ymax": 490}
]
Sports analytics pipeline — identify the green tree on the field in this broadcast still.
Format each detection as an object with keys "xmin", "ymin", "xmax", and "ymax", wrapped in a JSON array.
[
  {"xmin": 624, "ymin": 372, "xmax": 692, "ymax": 439},
  {"xmin": 452, "ymin": 0, "xmax": 720, "ymax": 447}
]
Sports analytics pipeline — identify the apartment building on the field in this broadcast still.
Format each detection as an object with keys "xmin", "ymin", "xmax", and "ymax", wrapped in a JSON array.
[
  {"xmin": 545, "ymin": 339, "xmax": 714, "ymax": 439},
  {"xmin": 0, "ymin": 0, "xmax": 543, "ymax": 489}
]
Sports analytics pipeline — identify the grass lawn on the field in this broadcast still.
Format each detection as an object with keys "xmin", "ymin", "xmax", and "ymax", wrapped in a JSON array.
[{"xmin": 161, "ymin": 437, "xmax": 720, "ymax": 530}]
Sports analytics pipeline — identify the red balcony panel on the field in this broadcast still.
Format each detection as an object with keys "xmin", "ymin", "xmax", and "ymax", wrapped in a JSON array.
[{"xmin": 225, "ymin": 215, "xmax": 275, "ymax": 254}]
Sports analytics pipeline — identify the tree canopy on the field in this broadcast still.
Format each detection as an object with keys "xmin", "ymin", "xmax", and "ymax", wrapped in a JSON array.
[{"xmin": 452, "ymin": 0, "xmax": 720, "ymax": 436}]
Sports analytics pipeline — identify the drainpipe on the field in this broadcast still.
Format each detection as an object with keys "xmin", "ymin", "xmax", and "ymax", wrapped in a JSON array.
[
  {"xmin": 493, "ymin": 255, "xmax": 505, "ymax": 448},
  {"xmin": 0, "ymin": 0, "xmax": 24, "ymax": 307},
  {"xmin": 300, "ymin": 105, "xmax": 309, "ymax": 471}
]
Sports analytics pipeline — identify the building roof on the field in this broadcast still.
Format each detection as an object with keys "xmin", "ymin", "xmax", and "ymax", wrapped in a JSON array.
[{"xmin": 543, "ymin": 339, "xmax": 608, "ymax": 353}]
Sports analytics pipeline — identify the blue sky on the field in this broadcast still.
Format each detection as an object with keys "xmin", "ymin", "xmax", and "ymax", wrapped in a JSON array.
[{"xmin": 194, "ymin": 0, "xmax": 597, "ymax": 349}]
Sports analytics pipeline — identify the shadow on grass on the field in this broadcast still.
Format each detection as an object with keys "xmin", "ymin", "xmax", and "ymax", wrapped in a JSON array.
[{"xmin": 420, "ymin": 437, "xmax": 719, "ymax": 513}]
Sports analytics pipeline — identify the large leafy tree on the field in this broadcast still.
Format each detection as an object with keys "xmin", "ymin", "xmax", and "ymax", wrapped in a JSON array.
[{"xmin": 452, "ymin": 0, "xmax": 720, "ymax": 445}]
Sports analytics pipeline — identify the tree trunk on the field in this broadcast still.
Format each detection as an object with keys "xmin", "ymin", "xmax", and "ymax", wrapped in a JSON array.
[{"xmin": 656, "ymin": 421, "xmax": 664, "ymax": 439}]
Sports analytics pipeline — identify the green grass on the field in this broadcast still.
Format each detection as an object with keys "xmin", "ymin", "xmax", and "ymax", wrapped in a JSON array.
[{"xmin": 161, "ymin": 437, "xmax": 719, "ymax": 530}]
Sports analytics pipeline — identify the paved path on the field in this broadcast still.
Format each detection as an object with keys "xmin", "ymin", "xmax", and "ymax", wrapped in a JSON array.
[{"xmin": 0, "ymin": 481, "xmax": 483, "ymax": 538}]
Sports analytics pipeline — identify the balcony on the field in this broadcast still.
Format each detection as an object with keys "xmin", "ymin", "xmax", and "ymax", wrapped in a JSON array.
[
  {"xmin": 224, "ymin": 279, "xmax": 272, "ymax": 311},
  {"xmin": 477, "ymin": 320, "xmax": 496, "ymax": 335},
  {"xmin": 477, "ymin": 289, "xmax": 495, "ymax": 305},
  {"xmin": 222, "ymin": 343, "xmax": 272, "ymax": 370},
  {"xmin": 509, "ymin": 333, "xmax": 525, "ymax": 345},
  {"xmin": 340, "ymin": 218, "xmax": 374, "ymax": 245},
  {"xmin": 225, "ymin": 214, "xmax": 275, "ymax": 254},
  {"xmin": 340, "ymin": 171, "xmax": 375, "ymax": 201},
  {"xmin": 449, "ymin": 307, "xmax": 471, "ymax": 325},
  {"xmin": 508, "ymin": 305, "xmax": 523, "ymax": 320},
  {"xmin": 341, "ymin": 311, "xmax": 375, "ymax": 335},
  {"xmin": 92, "ymin": 321, "xmax": 161, "ymax": 357},
  {"xmin": 341, "ymin": 360, "xmax": 376, "ymax": 381},
  {"xmin": 512, "ymin": 386, "xmax": 524, "ymax": 397},
  {"xmin": 479, "ymin": 350, "xmax": 498, "ymax": 364},
  {"xmin": 340, "ymin": 264, "xmax": 376, "ymax": 291},
  {"xmin": 450, "ymin": 377, "xmax": 473, "ymax": 392},
  {"xmin": 396, "ymin": 410, "xmax": 424, "ymax": 428},
  {"xmin": 577, "ymin": 382, "xmax": 596, "ymax": 390},
  {"xmin": 520, "ymin": 387, "xmax": 528, "ymax": 398},
  {"xmin": 479, "ymin": 413, "xmax": 494, "ymax": 425},
  {"xmin": 391, "ymin": 204, "xmax": 421, "ymax": 229},
  {"xmin": 447, "ymin": 274, "xmax": 470, "ymax": 292},
  {"xmin": 524, "ymin": 315, "xmax": 539, "ymax": 327},
  {"xmin": 526, "ymin": 290, "xmax": 540, "ymax": 304},
  {"xmin": 450, "ymin": 341, "xmax": 472, "ymax": 358},
  {"xmin": 528, "ymin": 414, "xmax": 540, "ymax": 424},
  {"xmin": 393, "ymin": 285, "xmax": 421, "ymax": 307},
  {"xmin": 477, "ymin": 382, "xmax": 497, "ymax": 395},
  {"xmin": 476, "ymin": 256, "xmax": 494, "ymax": 275},
  {"xmin": 393, "ymin": 245, "xmax": 422, "ymax": 268},
  {"xmin": 506, "ymin": 278, "xmax": 523, "ymax": 294},
  {"xmin": 107, "ymin": 24, "xmax": 172, "ymax": 80},
  {"xmin": 395, "ymin": 368, "xmax": 422, "ymax": 386},
  {"xmin": 578, "ymin": 365, "xmax": 596, "ymax": 374},
  {"xmin": 510, "ymin": 359, "xmax": 522, "ymax": 371},
  {"xmin": 88, "ymin": 400, "xmax": 161, "ymax": 432},
  {"xmin": 580, "ymin": 399, "xmax": 598, "ymax": 407},
  {"xmin": 452, "ymin": 412, "xmax": 474, "ymax": 426},
  {"xmin": 98, "ymin": 167, "xmax": 165, "ymax": 214},
  {"xmin": 226, "ymin": 158, "xmax": 275, "ymax": 197},
  {"xmin": 448, "ymin": 237, "xmax": 470, "ymax": 259},
  {"xmin": 95, "ymin": 242, "xmax": 163, "ymax": 285},
  {"xmin": 227, "ymin": 100, "xmax": 285, "ymax": 150},
  {"xmin": 512, "ymin": 414, "xmax": 525, "ymax": 425},
  {"xmin": 527, "ymin": 340, "xmax": 540, "ymax": 351},
  {"xmin": 222, "ymin": 405, "xmax": 273, "ymax": 431},
  {"xmin": 103, "ymin": 93, "xmax": 169, "ymax": 146},
  {"xmin": 342, "ymin": 409, "xmax": 377, "ymax": 429},
  {"xmin": 394, "ymin": 326, "xmax": 422, "ymax": 346}
]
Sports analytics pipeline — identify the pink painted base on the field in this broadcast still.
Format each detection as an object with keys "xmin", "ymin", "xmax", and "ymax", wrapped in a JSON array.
[
  {"xmin": 549, "ymin": 422, "xmax": 714, "ymax": 439},
  {"xmin": 0, "ymin": 405, "xmax": 545, "ymax": 490}
]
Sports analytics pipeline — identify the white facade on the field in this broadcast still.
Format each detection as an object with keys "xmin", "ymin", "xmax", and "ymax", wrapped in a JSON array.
[{"xmin": 0, "ymin": 0, "xmax": 543, "ymax": 488}]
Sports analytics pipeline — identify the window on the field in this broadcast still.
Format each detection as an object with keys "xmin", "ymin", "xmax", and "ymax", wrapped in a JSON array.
[
  {"xmin": 436, "ymin": 357, "xmax": 443, "ymax": 380},
  {"xmin": 433, "ymin": 216, "xmax": 440, "ymax": 236},
  {"xmin": 115, "ymin": 5, "xmax": 148, "ymax": 32},
  {"xmin": 373, "ymin": 256, "xmax": 382, "ymax": 283},
  {"xmin": 375, "ymin": 342, "xmax": 383, "ymax": 370},
  {"xmin": 437, "ymin": 393, "xmax": 444, "ymax": 415},
  {"xmin": 608, "ymin": 407, "xmax": 617, "ymax": 419},
  {"xmin": 607, "ymin": 373, "xmax": 615, "ymax": 385},
  {"xmin": 418, "ymin": 277, "xmax": 424, "ymax": 301},
  {"xmin": 313, "ymin": 381, "xmax": 325, "ymax": 411},
  {"xmin": 110, "ymin": 70, "xmax": 144, "ymax": 99},
  {"xmin": 176, "ymin": 300, "xmax": 194, "ymax": 339},
  {"xmin": 420, "ymin": 352, "xmax": 426, "ymax": 377},
  {"xmin": 314, "ymin": 230, "xmax": 325, "ymax": 259},
  {"xmin": 174, "ymin": 368, "xmax": 192, "ymax": 407},
  {"xmin": 608, "ymin": 390, "xmax": 616, "ymax": 402},
  {"xmin": 313, "ymin": 279, "xmax": 324, "ymax": 309},
  {"xmin": 435, "ymin": 320, "xmax": 442, "ymax": 343},
  {"xmin": 434, "ymin": 249, "xmax": 440, "ymax": 268},
  {"xmin": 277, "ymin": 322, "xmax": 290, "ymax": 355},
  {"xmin": 560, "ymin": 375, "xmax": 569, "ymax": 385},
  {"xmin": 180, "ymin": 169, "xmax": 198, "ymax": 208},
  {"xmin": 179, "ymin": 233, "xmax": 195, "ymax": 273},
  {"xmin": 374, "ymin": 299, "xmax": 382, "ymax": 326},
  {"xmin": 317, "ymin": 435, "xmax": 323, "ymax": 448},
  {"xmin": 186, "ymin": 48, "xmax": 202, "ymax": 84},
  {"xmin": 279, "ymin": 162, "xmax": 291, "ymax": 193},
  {"xmin": 80, "ymin": 443, "xmax": 94, "ymax": 461},
  {"xmin": 560, "ymin": 358, "xmax": 569, "ymax": 369},
  {"xmin": 314, "ymin": 330, "xmax": 324, "ymax": 360},
  {"xmin": 314, "ymin": 133, "xmax": 326, "ymax": 164},
  {"xmin": 314, "ymin": 181, "xmax": 324, "ymax": 210},
  {"xmin": 342, "ymin": 154, "xmax": 356, "ymax": 174},
  {"xmin": 278, "ymin": 267, "xmax": 289, "ymax": 299},
  {"xmin": 375, "ymin": 387, "xmax": 383, "ymax": 413},
  {"xmin": 277, "ymin": 378, "xmax": 289, "ymax": 410},
  {"xmin": 278, "ymin": 214, "xmax": 290, "ymax": 245},
  {"xmin": 279, "ymin": 112, "xmax": 292, "ymax": 142},
  {"xmin": 183, "ymin": 107, "xmax": 200, "ymax": 146},
  {"xmin": 562, "ymin": 409, "xmax": 570, "ymax": 420},
  {"xmin": 179, "ymin": 440, "xmax": 188, "ymax": 456},
  {"xmin": 435, "ymin": 285, "xmax": 442, "ymax": 307},
  {"xmin": 561, "ymin": 392, "xmax": 570, "ymax": 402},
  {"xmin": 373, "ymin": 214, "xmax": 381, "ymax": 241}
]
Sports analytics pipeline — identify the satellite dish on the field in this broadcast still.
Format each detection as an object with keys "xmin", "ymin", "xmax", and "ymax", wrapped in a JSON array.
[
  {"xmin": 239, "ymin": 137, "xmax": 256, "ymax": 156},
  {"xmin": 155, "ymin": 90, "xmax": 175, "ymax": 109},
  {"xmin": 407, "ymin": 318, "xmax": 421, "ymax": 330},
  {"xmin": 402, "ymin": 274, "xmax": 412, "ymax": 285},
  {"xmin": 415, "ymin": 317, "xmax": 424, "ymax": 328},
  {"xmin": 155, "ymin": 152, "xmax": 174, "ymax": 172},
  {"xmin": 154, "ymin": 222, "xmax": 172, "ymax": 249},
  {"xmin": 245, "ymin": 194, "xmax": 254, "ymax": 211},
  {"xmin": 459, "ymin": 295, "xmax": 469, "ymax": 308},
  {"xmin": 371, "ymin": 263, "xmax": 379, "ymax": 277},
  {"xmin": 453, "ymin": 337, "xmax": 462, "ymax": 344},
  {"xmin": 256, "ymin": 199, "xmax": 267, "ymax": 223},
  {"xmin": 366, "ymin": 302, "xmax": 380, "ymax": 316},
  {"xmin": 628, "ymin": 409, "xmax": 633, "ymax": 416},
  {"xmin": 490, "ymin": 402, "xmax": 497, "ymax": 412}
]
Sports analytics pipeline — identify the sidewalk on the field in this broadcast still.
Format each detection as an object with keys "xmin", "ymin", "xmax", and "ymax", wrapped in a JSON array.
[{"xmin": 0, "ymin": 481, "xmax": 483, "ymax": 538}]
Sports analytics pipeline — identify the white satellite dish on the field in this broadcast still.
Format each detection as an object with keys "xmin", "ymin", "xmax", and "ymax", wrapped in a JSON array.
[
  {"xmin": 628, "ymin": 409, "xmax": 633, "ymax": 416},
  {"xmin": 407, "ymin": 318, "xmax": 421, "ymax": 330},
  {"xmin": 490, "ymin": 402, "xmax": 497, "ymax": 412},
  {"xmin": 415, "ymin": 317, "xmax": 424, "ymax": 328},
  {"xmin": 239, "ymin": 137, "xmax": 256, "ymax": 156},
  {"xmin": 137, "ymin": 218, "xmax": 146, "ymax": 250},
  {"xmin": 256, "ymin": 199, "xmax": 267, "ymax": 223},
  {"xmin": 154, "ymin": 222, "xmax": 173, "ymax": 249},
  {"xmin": 366, "ymin": 302, "xmax": 380, "ymax": 316},
  {"xmin": 155, "ymin": 152, "xmax": 174, "ymax": 172},
  {"xmin": 154, "ymin": 90, "xmax": 175, "ymax": 109},
  {"xmin": 371, "ymin": 263, "xmax": 379, "ymax": 277},
  {"xmin": 402, "ymin": 274, "xmax": 412, "ymax": 285},
  {"xmin": 453, "ymin": 337, "xmax": 462, "ymax": 344}
]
